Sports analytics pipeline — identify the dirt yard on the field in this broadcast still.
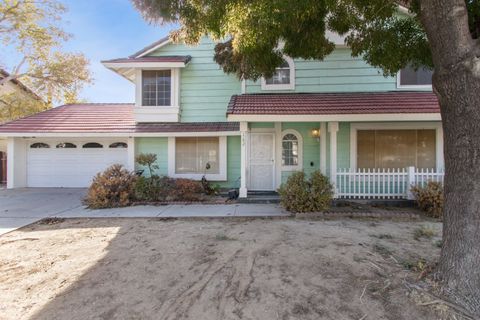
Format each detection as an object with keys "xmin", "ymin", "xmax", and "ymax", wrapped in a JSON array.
[{"xmin": 0, "ymin": 217, "xmax": 455, "ymax": 320}]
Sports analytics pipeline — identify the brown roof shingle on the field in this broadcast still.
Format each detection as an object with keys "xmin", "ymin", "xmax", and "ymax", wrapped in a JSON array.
[
  {"xmin": 227, "ymin": 92, "xmax": 440, "ymax": 115},
  {"xmin": 0, "ymin": 104, "xmax": 239, "ymax": 134}
]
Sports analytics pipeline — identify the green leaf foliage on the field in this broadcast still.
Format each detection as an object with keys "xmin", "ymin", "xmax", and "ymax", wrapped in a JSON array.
[
  {"xmin": 132, "ymin": 0, "xmax": 479, "ymax": 79},
  {"xmin": 278, "ymin": 170, "xmax": 333, "ymax": 213}
]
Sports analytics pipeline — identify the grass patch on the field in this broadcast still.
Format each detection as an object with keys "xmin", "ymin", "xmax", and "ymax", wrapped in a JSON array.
[
  {"xmin": 413, "ymin": 225, "xmax": 436, "ymax": 241},
  {"xmin": 434, "ymin": 239, "xmax": 442, "ymax": 248}
]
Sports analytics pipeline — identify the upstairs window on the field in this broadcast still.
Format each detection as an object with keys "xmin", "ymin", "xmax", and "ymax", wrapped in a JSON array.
[
  {"xmin": 398, "ymin": 66, "xmax": 432, "ymax": 88},
  {"xmin": 142, "ymin": 70, "xmax": 171, "ymax": 106},
  {"xmin": 261, "ymin": 57, "xmax": 295, "ymax": 90}
]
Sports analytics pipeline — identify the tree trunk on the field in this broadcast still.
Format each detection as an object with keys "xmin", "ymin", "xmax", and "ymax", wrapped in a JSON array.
[{"xmin": 420, "ymin": 0, "xmax": 480, "ymax": 316}]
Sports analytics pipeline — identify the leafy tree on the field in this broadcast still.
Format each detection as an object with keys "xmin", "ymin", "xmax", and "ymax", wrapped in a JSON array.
[
  {"xmin": 0, "ymin": 0, "xmax": 92, "ymax": 110},
  {"xmin": 132, "ymin": 0, "xmax": 480, "ymax": 315}
]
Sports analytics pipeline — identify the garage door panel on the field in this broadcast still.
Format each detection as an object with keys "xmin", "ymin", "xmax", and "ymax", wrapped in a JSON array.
[{"xmin": 27, "ymin": 142, "xmax": 128, "ymax": 187}]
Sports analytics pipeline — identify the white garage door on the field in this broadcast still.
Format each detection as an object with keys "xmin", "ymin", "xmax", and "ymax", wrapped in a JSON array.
[{"xmin": 27, "ymin": 140, "xmax": 129, "ymax": 187}]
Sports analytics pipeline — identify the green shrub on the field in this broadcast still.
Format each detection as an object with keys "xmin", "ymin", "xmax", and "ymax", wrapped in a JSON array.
[
  {"xmin": 135, "ymin": 153, "xmax": 159, "ymax": 176},
  {"xmin": 134, "ymin": 175, "xmax": 168, "ymax": 201},
  {"xmin": 135, "ymin": 175, "xmax": 206, "ymax": 202},
  {"xmin": 84, "ymin": 164, "xmax": 137, "ymax": 209},
  {"xmin": 309, "ymin": 170, "xmax": 334, "ymax": 211},
  {"xmin": 411, "ymin": 181, "xmax": 444, "ymax": 218},
  {"xmin": 278, "ymin": 170, "xmax": 333, "ymax": 213}
]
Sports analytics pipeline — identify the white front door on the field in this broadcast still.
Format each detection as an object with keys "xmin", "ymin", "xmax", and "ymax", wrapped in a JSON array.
[{"xmin": 249, "ymin": 132, "xmax": 275, "ymax": 191}]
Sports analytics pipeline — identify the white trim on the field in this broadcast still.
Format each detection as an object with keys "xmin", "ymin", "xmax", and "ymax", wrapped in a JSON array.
[
  {"xmin": 280, "ymin": 129, "xmax": 303, "ymax": 171},
  {"xmin": 349, "ymin": 122, "xmax": 444, "ymax": 170},
  {"xmin": 274, "ymin": 123, "xmax": 282, "ymax": 189},
  {"xmin": 228, "ymin": 113, "xmax": 441, "ymax": 122},
  {"xmin": 102, "ymin": 61, "xmax": 187, "ymax": 69},
  {"xmin": 127, "ymin": 137, "xmax": 135, "ymax": 171},
  {"xmin": 260, "ymin": 56, "xmax": 295, "ymax": 91},
  {"xmin": 167, "ymin": 136, "xmax": 227, "ymax": 181},
  {"xmin": 0, "ymin": 131, "xmax": 240, "ymax": 138},
  {"xmin": 239, "ymin": 122, "xmax": 248, "ymax": 197},
  {"xmin": 328, "ymin": 122, "xmax": 339, "ymax": 188},
  {"xmin": 320, "ymin": 122, "xmax": 327, "ymax": 174},
  {"xmin": 136, "ymin": 39, "xmax": 172, "ymax": 58},
  {"xmin": 396, "ymin": 70, "xmax": 433, "ymax": 90}
]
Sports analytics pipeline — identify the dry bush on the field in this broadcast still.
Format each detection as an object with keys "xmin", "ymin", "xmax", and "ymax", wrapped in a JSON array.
[
  {"xmin": 84, "ymin": 164, "xmax": 137, "ymax": 209},
  {"xmin": 411, "ymin": 181, "xmax": 444, "ymax": 218},
  {"xmin": 169, "ymin": 178, "xmax": 205, "ymax": 201}
]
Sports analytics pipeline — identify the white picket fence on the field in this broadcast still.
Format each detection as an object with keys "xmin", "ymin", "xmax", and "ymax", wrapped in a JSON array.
[{"xmin": 335, "ymin": 167, "xmax": 444, "ymax": 199}]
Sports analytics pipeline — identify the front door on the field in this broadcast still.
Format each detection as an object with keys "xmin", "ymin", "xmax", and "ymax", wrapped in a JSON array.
[{"xmin": 249, "ymin": 132, "xmax": 275, "ymax": 191}]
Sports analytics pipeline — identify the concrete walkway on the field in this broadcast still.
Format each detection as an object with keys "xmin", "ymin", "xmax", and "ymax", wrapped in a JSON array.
[{"xmin": 0, "ymin": 188, "xmax": 289, "ymax": 236}]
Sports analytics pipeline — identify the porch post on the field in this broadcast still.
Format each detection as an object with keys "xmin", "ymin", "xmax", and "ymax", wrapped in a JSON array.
[
  {"xmin": 328, "ymin": 122, "xmax": 339, "ymax": 189},
  {"xmin": 127, "ymin": 137, "xmax": 135, "ymax": 171},
  {"xmin": 239, "ymin": 121, "xmax": 248, "ymax": 198},
  {"xmin": 320, "ymin": 122, "xmax": 327, "ymax": 174},
  {"xmin": 275, "ymin": 122, "xmax": 282, "ymax": 189}
]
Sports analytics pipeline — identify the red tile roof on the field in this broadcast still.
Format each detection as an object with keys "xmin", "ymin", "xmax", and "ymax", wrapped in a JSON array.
[
  {"xmin": 102, "ymin": 56, "xmax": 191, "ymax": 64},
  {"xmin": 0, "ymin": 104, "xmax": 239, "ymax": 134},
  {"xmin": 227, "ymin": 92, "xmax": 440, "ymax": 115}
]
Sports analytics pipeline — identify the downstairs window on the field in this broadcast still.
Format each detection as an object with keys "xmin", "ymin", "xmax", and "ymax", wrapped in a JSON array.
[
  {"xmin": 175, "ymin": 137, "xmax": 220, "ymax": 174},
  {"xmin": 357, "ymin": 129, "xmax": 436, "ymax": 169}
]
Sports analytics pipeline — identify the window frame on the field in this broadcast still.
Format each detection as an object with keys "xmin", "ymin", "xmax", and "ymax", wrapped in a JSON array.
[
  {"xmin": 261, "ymin": 56, "xmax": 295, "ymax": 91},
  {"xmin": 396, "ymin": 66, "xmax": 433, "ymax": 90},
  {"xmin": 141, "ymin": 69, "xmax": 172, "ymax": 106},
  {"xmin": 82, "ymin": 142, "xmax": 103, "ymax": 149},
  {"xmin": 30, "ymin": 142, "xmax": 50, "ymax": 149},
  {"xmin": 56, "ymin": 142, "xmax": 77, "ymax": 149},
  {"xmin": 350, "ymin": 122, "xmax": 444, "ymax": 171},
  {"xmin": 167, "ymin": 136, "xmax": 227, "ymax": 181},
  {"xmin": 281, "ymin": 129, "xmax": 303, "ymax": 171}
]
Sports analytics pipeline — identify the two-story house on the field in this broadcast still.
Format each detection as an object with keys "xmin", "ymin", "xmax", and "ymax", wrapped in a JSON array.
[{"xmin": 0, "ymin": 35, "xmax": 442, "ymax": 198}]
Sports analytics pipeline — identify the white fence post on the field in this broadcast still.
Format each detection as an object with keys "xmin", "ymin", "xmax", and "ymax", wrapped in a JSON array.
[{"xmin": 406, "ymin": 166, "xmax": 415, "ymax": 200}]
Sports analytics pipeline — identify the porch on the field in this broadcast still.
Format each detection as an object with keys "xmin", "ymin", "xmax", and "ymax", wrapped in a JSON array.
[{"xmin": 237, "ymin": 121, "xmax": 444, "ymax": 200}]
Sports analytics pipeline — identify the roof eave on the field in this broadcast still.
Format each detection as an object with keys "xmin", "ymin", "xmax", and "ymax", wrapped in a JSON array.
[{"xmin": 227, "ymin": 113, "xmax": 442, "ymax": 122}]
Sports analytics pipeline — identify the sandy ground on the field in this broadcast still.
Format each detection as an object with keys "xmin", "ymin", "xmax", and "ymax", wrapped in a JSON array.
[{"xmin": 0, "ymin": 217, "xmax": 452, "ymax": 320}]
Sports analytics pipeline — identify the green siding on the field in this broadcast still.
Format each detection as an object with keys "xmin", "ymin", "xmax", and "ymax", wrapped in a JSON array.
[
  {"xmin": 337, "ymin": 122, "xmax": 350, "ymax": 169},
  {"xmin": 246, "ymin": 48, "xmax": 398, "ymax": 94},
  {"xmin": 218, "ymin": 136, "xmax": 241, "ymax": 189},
  {"xmin": 134, "ymin": 136, "xmax": 241, "ymax": 189},
  {"xmin": 280, "ymin": 122, "xmax": 321, "ymax": 184},
  {"xmin": 135, "ymin": 137, "xmax": 169, "ymax": 176},
  {"xmin": 250, "ymin": 122, "xmax": 275, "ymax": 128},
  {"xmin": 149, "ymin": 38, "xmax": 241, "ymax": 122}
]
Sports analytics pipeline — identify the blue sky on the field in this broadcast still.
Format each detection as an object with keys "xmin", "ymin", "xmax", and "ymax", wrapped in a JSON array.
[{"xmin": 61, "ymin": 0, "xmax": 175, "ymax": 103}]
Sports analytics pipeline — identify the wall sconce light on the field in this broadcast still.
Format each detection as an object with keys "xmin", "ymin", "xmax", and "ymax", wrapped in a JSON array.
[{"xmin": 311, "ymin": 128, "xmax": 320, "ymax": 142}]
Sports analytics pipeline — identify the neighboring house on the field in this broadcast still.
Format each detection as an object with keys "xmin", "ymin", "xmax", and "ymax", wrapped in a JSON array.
[
  {"xmin": 0, "ymin": 70, "xmax": 43, "ymax": 185},
  {"xmin": 0, "ymin": 35, "xmax": 443, "ymax": 198}
]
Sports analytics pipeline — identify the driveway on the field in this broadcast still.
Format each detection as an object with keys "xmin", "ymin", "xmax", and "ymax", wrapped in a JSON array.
[
  {"xmin": 0, "ymin": 188, "xmax": 289, "ymax": 235},
  {"xmin": 0, "ymin": 188, "xmax": 86, "ymax": 235}
]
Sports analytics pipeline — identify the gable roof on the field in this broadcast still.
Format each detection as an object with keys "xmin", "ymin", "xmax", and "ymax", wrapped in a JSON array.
[
  {"xmin": 0, "ymin": 103, "xmax": 239, "ymax": 135},
  {"xmin": 0, "ymin": 69, "xmax": 43, "ymax": 101},
  {"xmin": 130, "ymin": 36, "xmax": 171, "ymax": 58},
  {"xmin": 227, "ymin": 92, "xmax": 440, "ymax": 115}
]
